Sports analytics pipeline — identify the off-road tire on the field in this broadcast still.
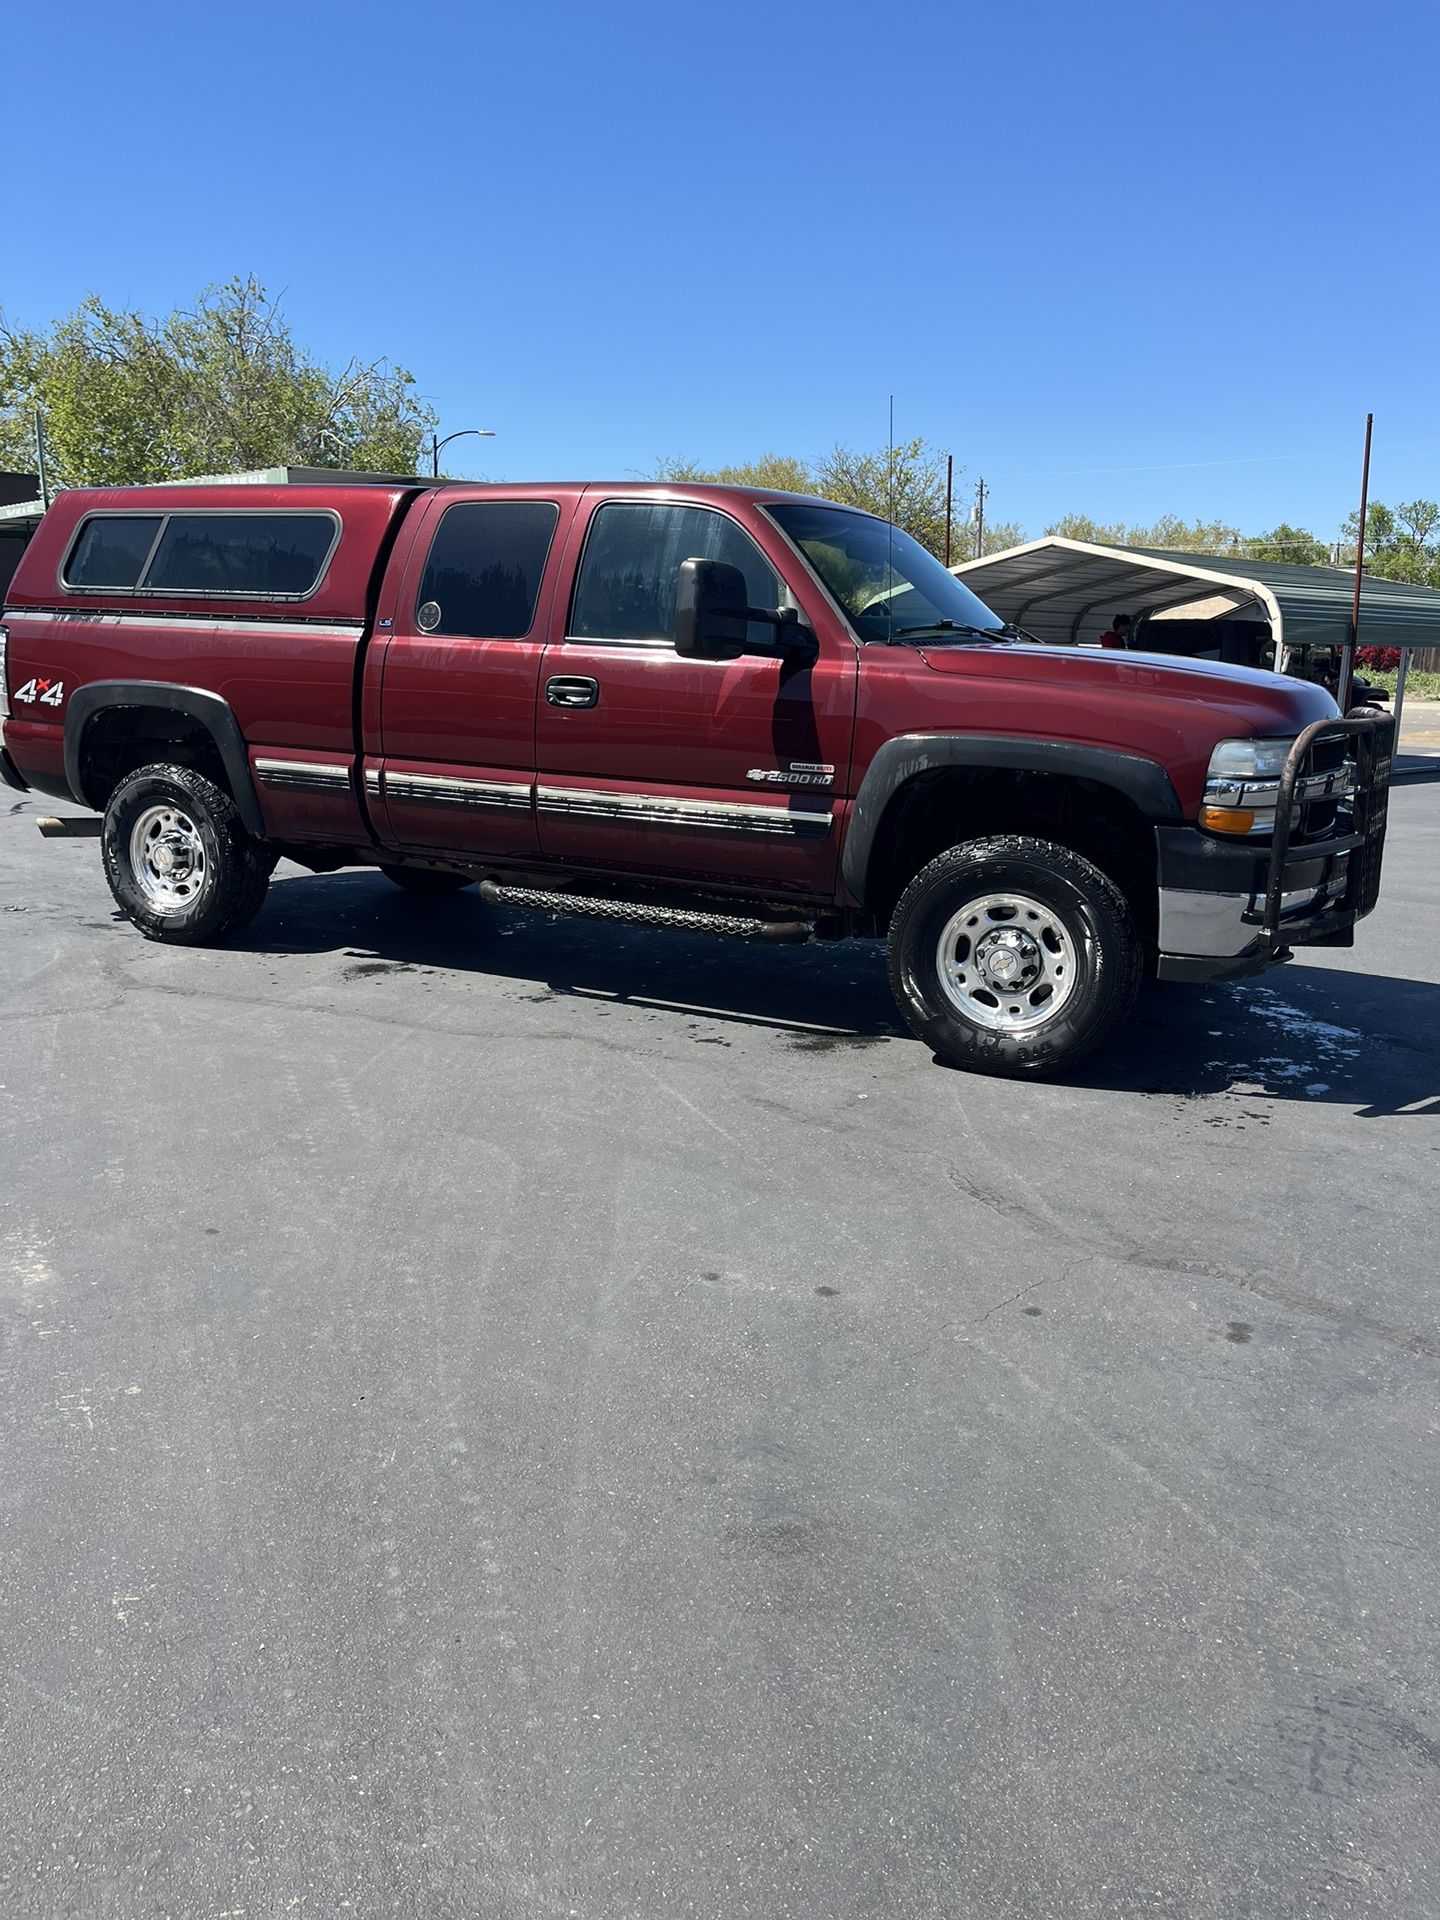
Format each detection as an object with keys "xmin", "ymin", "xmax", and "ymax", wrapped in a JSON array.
[
  {"xmin": 885, "ymin": 834, "xmax": 1142, "ymax": 1078},
  {"xmin": 102, "ymin": 763, "xmax": 272, "ymax": 944},
  {"xmin": 380, "ymin": 866, "xmax": 476, "ymax": 895}
]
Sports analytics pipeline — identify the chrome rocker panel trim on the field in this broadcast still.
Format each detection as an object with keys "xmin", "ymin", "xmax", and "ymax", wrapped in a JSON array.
[{"xmin": 536, "ymin": 786, "xmax": 832, "ymax": 838}]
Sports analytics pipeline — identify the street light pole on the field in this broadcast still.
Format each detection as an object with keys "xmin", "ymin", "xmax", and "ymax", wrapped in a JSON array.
[{"xmin": 430, "ymin": 427, "xmax": 496, "ymax": 478}]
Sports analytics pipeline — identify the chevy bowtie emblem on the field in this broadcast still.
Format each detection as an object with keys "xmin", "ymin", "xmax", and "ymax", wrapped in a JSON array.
[{"xmin": 746, "ymin": 763, "xmax": 836, "ymax": 788}]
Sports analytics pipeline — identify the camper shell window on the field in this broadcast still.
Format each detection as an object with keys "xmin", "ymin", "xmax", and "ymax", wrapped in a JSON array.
[{"xmin": 62, "ymin": 510, "xmax": 341, "ymax": 600}]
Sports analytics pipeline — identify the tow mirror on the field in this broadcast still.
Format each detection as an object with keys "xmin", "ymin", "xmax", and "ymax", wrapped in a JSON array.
[
  {"xmin": 675, "ymin": 558, "xmax": 818, "ymax": 663},
  {"xmin": 675, "ymin": 558, "xmax": 747, "ymax": 659}
]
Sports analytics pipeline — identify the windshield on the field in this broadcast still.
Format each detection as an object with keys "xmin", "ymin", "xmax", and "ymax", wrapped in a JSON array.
[{"xmin": 766, "ymin": 501, "xmax": 1005, "ymax": 644}]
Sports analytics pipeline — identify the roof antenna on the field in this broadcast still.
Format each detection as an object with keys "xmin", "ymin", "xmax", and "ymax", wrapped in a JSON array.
[{"xmin": 886, "ymin": 394, "xmax": 895, "ymax": 644}]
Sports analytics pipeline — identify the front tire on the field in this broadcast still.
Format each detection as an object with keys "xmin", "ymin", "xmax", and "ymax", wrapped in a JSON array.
[
  {"xmin": 102, "ymin": 763, "xmax": 272, "ymax": 944},
  {"xmin": 885, "ymin": 835, "xmax": 1142, "ymax": 1078}
]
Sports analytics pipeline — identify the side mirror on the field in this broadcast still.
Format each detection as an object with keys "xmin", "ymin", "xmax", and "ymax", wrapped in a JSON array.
[
  {"xmin": 675, "ymin": 558, "xmax": 818, "ymax": 663},
  {"xmin": 675, "ymin": 558, "xmax": 748, "ymax": 660}
]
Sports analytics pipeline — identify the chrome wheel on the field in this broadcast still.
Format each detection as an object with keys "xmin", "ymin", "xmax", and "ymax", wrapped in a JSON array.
[
  {"xmin": 128, "ymin": 803, "xmax": 208, "ymax": 914},
  {"xmin": 936, "ymin": 890, "xmax": 1078, "ymax": 1033}
]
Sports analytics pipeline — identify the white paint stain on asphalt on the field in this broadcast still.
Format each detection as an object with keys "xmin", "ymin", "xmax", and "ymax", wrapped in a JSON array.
[
  {"xmin": 1204, "ymin": 985, "xmax": 1365, "ymax": 1093},
  {"xmin": 1, "ymin": 1228, "xmax": 56, "ymax": 1291}
]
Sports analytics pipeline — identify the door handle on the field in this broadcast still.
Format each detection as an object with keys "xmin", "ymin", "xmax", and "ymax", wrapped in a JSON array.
[{"xmin": 545, "ymin": 676, "xmax": 600, "ymax": 708}]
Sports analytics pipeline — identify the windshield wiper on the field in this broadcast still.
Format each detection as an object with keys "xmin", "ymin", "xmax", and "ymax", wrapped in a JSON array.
[{"xmin": 891, "ymin": 621, "xmax": 1012, "ymax": 643}]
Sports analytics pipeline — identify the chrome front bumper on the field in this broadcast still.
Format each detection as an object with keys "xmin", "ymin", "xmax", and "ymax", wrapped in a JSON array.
[{"xmin": 1156, "ymin": 874, "xmax": 1343, "ymax": 983}]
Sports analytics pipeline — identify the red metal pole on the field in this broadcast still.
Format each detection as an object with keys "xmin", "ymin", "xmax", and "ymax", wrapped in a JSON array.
[{"xmin": 1340, "ymin": 412, "xmax": 1373, "ymax": 713}]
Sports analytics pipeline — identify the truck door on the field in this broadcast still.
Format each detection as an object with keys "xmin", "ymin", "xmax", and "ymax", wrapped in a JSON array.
[
  {"xmin": 534, "ymin": 499, "xmax": 857, "ymax": 898},
  {"xmin": 367, "ymin": 491, "xmax": 566, "ymax": 859}
]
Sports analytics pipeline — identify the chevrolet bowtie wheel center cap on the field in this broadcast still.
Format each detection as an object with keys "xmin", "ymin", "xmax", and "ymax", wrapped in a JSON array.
[{"xmin": 976, "ymin": 928, "xmax": 1040, "ymax": 988}]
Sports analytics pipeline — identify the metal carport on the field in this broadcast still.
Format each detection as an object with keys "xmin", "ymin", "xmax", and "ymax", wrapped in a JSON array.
[{"xmin": 952, "ymin": 537, "xmax": 1440, "ymax": 728}]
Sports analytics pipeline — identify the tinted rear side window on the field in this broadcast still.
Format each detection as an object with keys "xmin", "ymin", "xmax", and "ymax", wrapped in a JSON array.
[
  {"xmin": 417, "ymin": 501, "xmax": 560, "ymax": 637},
  {"xmin": 64, "ymin": 516, "xmax": 163, "ymax": 588},
  {"xmin": 144, "ymin": 514, "xmax": 338, "ymax": 596}
]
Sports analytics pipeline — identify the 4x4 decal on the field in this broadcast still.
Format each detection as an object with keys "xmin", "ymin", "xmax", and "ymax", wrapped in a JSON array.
[{"xmin": 13, "ymin": 678, "xmax": 64, "ymax": 708}]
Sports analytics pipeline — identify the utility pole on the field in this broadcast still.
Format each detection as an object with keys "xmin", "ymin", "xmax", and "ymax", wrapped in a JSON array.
[
  {"xmin": 973, "ymin": 477, "xmax": 987, "ymax": 560},
  {"xmin": 944, "ymin": 454, "xmax": 954, "ymax": 568}
]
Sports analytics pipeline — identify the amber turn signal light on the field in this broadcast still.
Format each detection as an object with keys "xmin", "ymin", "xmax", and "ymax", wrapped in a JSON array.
[{"xmin": 1199, "ymin": 803, "xmax": 1257, "ymax": 834}]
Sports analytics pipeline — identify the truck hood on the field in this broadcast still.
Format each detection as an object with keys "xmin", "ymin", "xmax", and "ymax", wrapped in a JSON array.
[
  {"xmin": 913, "ymin": 641, "xmax": 1340, "ymax": 734},
  {"xmin": 868, "ymin": 641, "xmax": 1345, "ymax": 817}
]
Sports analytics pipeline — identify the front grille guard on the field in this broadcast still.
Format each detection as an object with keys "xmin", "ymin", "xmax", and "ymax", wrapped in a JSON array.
[{"xmin": 1246, "ymin": 710, "xmax": 1395, "ymax": 943}]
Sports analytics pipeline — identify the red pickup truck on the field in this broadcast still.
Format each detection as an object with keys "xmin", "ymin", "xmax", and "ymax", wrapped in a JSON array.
[{"xmin": 0, "ymin": 479, "xmax": 1393, "ymax": 1076}]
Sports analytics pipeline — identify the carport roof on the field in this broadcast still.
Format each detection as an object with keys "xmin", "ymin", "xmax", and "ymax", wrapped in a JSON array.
[{"xmin": 952, "ymin": 538, "xmax": 1440, "ymax": 650}]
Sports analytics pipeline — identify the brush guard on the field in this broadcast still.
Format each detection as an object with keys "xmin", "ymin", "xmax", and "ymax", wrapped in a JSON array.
[{"xmin": 1242, "ymin": 709, "xmax": 1395, "ymax": 949}]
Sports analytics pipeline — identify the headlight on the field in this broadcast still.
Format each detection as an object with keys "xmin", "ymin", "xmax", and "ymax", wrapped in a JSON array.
[
  {"xmin": 1198, "ymin": 733, "xmax": 1290, "ymax": 833},
  {"xmin": 1200, "ymin": 734, "xmax": 1351, "ymax": 836},
  {"xmin": 1201, "ymin": 736, "xmax": 1295, "ymax": 835},
  {"xmin": 1207, "ymin": 737, "xmax": 1296, "ymax": 781}
]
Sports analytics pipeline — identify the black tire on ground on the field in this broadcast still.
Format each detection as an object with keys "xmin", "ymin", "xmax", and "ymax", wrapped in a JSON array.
[
  {"xmin": 379, "ymin": 866, "xmax": 476, "ymax": 895},
  {"xmin": 885, "ymin": 834, "xmax": 1143, "ymax": 1079},
  {"xmin": 102, "ymin": 763, "xmax": 272, "ymax": 945}
]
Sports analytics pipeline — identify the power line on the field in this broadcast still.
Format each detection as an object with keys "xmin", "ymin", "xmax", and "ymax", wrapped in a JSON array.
[{"xmin": 990, "ymin": 437, "xmax": 1440, "ymax": 482}]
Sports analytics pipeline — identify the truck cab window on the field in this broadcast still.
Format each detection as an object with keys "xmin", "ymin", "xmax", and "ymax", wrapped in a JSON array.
[
  {"xmin": 570, "ymin": 503, "xmax": 780, "ymax": 646},
  {"xmin": 416, "ymin": 501, "xmax": 560, "ymax": 637}
]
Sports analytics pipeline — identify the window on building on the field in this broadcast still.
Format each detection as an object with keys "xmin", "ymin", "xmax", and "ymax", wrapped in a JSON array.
[
  {"xmin": 570, "ymin": 503, "xmax": 781, "ymax": 646},
  {"xmin": 415, "ymin": 501, "xmax": 560, "ymax": 637}
]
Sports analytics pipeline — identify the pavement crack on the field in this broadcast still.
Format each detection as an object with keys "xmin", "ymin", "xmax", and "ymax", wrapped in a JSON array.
[{"xmin": 970, "ymin": 1277, "xmax": 1052, "ymax": 1326}]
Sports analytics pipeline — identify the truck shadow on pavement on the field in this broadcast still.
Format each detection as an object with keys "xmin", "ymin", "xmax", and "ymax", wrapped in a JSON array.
[
  {"xmin": 252, "ymin": 869, "xmax": 905, "ymax": 1041},
  {"xmin": 1073, "ymin": 964, "xmax": 1440, "ymax": 1118},
  {"xmin": 244, "ymin": 871, "xmax": 1439, "ymax": 1115}
]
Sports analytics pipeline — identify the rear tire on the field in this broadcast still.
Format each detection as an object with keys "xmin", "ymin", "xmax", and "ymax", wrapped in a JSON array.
[
  {"xmin": 885, "ymin": 834, "xmax": 1142, "ymax": 1078},
  {"xmin": 102, "ymin": 763, "xmax": 272, "ymax": 944},
  {"xmin": 380, "ymin": 866, "xmax": 475, "ymax": 895}
]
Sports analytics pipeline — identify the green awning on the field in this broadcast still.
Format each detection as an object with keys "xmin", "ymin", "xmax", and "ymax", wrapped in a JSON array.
[{"xmin": 952, "ymin": 538, "xmax": 1440, "ymax": 650}]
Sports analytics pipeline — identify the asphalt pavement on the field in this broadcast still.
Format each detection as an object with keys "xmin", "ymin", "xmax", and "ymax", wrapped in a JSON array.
[{"xmin": 2, "ymin": 760, "xmax": 1438, "ymax": 1919}]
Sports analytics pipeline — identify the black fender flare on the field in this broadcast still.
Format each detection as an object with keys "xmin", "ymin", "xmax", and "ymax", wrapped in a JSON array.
[
  {"xmin": 842, "ymin": 732, "xmax": 1183, "ymax": 905},
  {"xmin": 64, "ymin": 681, "xmax": 266, "ymax": 836}
]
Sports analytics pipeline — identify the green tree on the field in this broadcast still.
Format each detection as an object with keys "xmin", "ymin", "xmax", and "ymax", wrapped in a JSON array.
[
  {"xmin": 711, "ymin": 453, "xmax": 815, "ymax": 492},
  {"xmin": 1135, "ymin": 514, "xmax": 1241, "ymax": 554},
  {"xmin": 1043, "ymin": 513, "xmax": 1129, "ymax": 545},
  {"xmin": 1042, "ymin": 512, "xmax": 1242, "ymax": 553},
  {"xmin": 1396, "ymin": 498, "xmax": 1440, "ymax": 547},
  {"xmin": 974, "ymin": 519, "xmax": 1026, "ymax": 558},
  {"xmin": 814, "ymin": 437, "xmax": 953, "ymax": 556},
  {"xmin": 1243, "ymin": 523, "xmax": 1330, "ymax": 565},
  {"xmin": 0, "ymin": 276, "xmax": 435, "ymax": 487},
  {"xmin": 652, "ymin": 440, "xmax": 960, "ymax": 557},
  {"xmin": 649, "ymin": 457, "xmax": 715, "ymax": 482},
  {"xmin": 1341, "ymin": 500, "xmax": 1440, "ymax": 586}
]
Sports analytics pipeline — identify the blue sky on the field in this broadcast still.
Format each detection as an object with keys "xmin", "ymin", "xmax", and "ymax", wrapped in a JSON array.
[{"xmin": 8, "ymin": 0, "xmax": 1437, "ymax": 541}]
